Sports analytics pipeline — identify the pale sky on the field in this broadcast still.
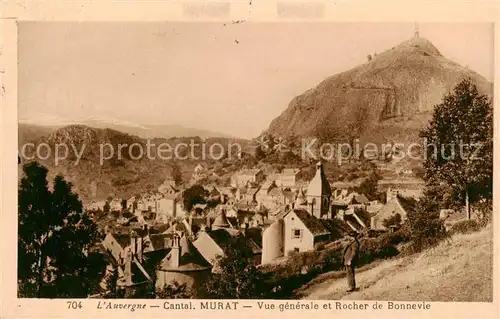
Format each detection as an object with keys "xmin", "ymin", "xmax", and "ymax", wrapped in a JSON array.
[{"xmin": 18, "ymin": 22, "xmax": 493, "ymax": 138}]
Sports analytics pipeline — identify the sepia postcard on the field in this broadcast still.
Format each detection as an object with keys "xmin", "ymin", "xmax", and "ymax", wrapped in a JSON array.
[{"xmin": 1, "ymin": 1, "xmax": 499, "ymax": 318}]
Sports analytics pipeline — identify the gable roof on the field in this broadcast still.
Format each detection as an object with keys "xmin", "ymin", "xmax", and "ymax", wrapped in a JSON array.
[
  {"xmin": 151, "ymin": 222, "xmax": 171, "ymax": 234},
  {"xmin": 114, "ymin": 234, "xmax": 131, "ymax": 249},
  {"xmin": 353, "ymin": 193, "xmax": 370, "ymax": 204},
  {"xmin": 161, "ymin": 236, "xmax": 211, "ymax": 272},
  {"xmin": 146, "ymin": 233, "xmax": 170, "ymax": 251},
  {"xmin": 396, "ymin": 195, "xmax": 417, "ymax": 215},
  {"xmin": 213, "ymin": 210, "xmax": 231, "ymax": 228},
  {"xmin": 234, "ymin": 200, "xmax": 258, "ymax": 211},
  {"xmin": 130, "ymin": 259, "xmax": 152, "ymax": 284},
  {"xmin": 288, "ymin": 209, "xmax": 331, "ymax": 236},
  {"xmin": 269, "ymin": 207, "xmax": 288, "ymax": 220},
  {"xmin": 206, "ymin": 228, "xmax": 235, "ymax": 248},
  {"xmin": 244, "ymin": 227, "xmax": 263, "ymax": 248},
  {"xmin": 319, "ymin": 219, "xmax": 351, "ymax": 239},
  {"xmin": 226, "ymin": 216, "xmax": 239, "ymax": 228}
]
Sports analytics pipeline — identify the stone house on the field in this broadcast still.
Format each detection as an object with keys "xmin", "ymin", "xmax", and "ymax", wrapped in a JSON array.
[
  {"xmin": 231, "ymin": 169, "xmax": 265, "ymax": 187},
  {"xmin": 261, "ymin": 209, "xmax": 332, "ymax": 264}
]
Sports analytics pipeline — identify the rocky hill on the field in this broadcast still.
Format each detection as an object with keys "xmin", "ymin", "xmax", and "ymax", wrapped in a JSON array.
[
  {"xmin": 17, "ymin": 124, "xmax": 251, "ymax": 202},
  {"xmin": 266, "ymin": 37, "xmax": 493, "ymax": 145}
]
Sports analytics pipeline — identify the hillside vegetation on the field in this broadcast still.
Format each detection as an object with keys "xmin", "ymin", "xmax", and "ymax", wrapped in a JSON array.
[
  {"xmin": 18, "ymin": 124, "xmax": 252, "ymax": 201},
  {"xmin": 300, "ymin": 225, "xmax": 493, "ymax": 302}
]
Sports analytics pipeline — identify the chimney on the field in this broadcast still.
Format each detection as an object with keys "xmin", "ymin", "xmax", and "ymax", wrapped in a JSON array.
[
  {"xmin": 124, "ymin": 248, "xmax": 133, "ymax": 286},
  {"xmin": 130, "ymin": 231, "xmax": 138, "ymax": 256},
  {"xmin": 164, "ymin": 234, "xmax": 170, "ymax": 250},
  {"xmin": 170, "ymin": 234, "xmax": 181, "ymax": 269},
  {"xmin": 131, "ymin": 231, "xmax": 143, "ymax": 262},
  {"xmin": 137, "ymin": 235, "xmax": 143, "ymax": 262}
]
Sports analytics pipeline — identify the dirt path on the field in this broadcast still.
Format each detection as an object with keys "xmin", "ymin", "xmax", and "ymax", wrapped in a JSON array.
[{"xmin": 300, "ymin": 227, "xmax": 493, "ymax": 302}]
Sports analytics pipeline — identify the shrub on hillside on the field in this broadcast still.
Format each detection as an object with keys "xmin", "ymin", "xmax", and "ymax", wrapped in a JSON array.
[
  {"xmin": 401, "ymin": 190, "xmax": 448, "ymax": 253},
  {"xmin": 473, "ymin": 199, "xmax": 493, "ymax": 227},
  {"xmin": 382, "ymin": 213, "xmax": 402, "ymax": 229},
  {"xmin": 357, "ymin": 236, "xmax": 400, "ymax": 265},
  {"xmin": 260, "ymin": 232, "xmax": 406, "ymax": 298},
  {"xmin": 449, "ymin": 220, "xmax": 480, "ymax": 235}
]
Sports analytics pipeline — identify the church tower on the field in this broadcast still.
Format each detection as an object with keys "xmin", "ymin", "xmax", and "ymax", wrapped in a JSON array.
[{"xmin": 306, "ymin": 161, "xmax": 332, "ymax": 219}]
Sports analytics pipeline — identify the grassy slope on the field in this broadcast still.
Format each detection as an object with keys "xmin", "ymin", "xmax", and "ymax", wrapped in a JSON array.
[{"xmin": 300, "ymin": 226, "xmax": 493, "ymax": 302}]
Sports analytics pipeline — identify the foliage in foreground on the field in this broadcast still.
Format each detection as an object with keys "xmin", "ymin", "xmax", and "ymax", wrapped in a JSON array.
[
  {"xmin": 200, "ymin": 235, "xmax": 268, "ymax": 299},
  {"xmin": 449, "ymin": 220, "xmax": 481, "ymax": 235},
  {"xmin": 420, "ymin": 77, "xmax": 493, "ymax": 218},
  {"xmin": 18, "ymin": 162, "xmax": 103, "ymax": 298}
]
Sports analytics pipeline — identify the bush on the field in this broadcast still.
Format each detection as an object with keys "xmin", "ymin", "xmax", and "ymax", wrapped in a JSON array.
[
  {"xmin": 382, "ymin": 213, "xmax": 402, "ymax": 229},
  {"xmin": 357, "ymin": 237, "xmax": 400, "ymax": 265},
  {"xmin": 449, "ymin": 220, "xmax": 480, "ymax": 235},
  {"xmin": 260, "ymin": 232, "xmax": 407, "ymax": 298},
  {"xmin": 156, "ymin": 281, "xmax": 193, "ymax": 299},
  {"xmin": 403, "ymin": 192, "xmax": 448, "ymax": 253}
]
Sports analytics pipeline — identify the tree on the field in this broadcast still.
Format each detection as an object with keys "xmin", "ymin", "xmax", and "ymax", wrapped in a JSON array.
[
  {"xmin": 182, "ymin": 184, "xmax": 208, "ymax": 212},
  {"xmin": 105, "ymin": 265, "xmax": 119, "ymax": 297},
  {"xmin": 120, "ymin": 199, "xmax": 127, "ymax": 211},
  {"xmin": 382, "ymin": 213, "xmax": 402, "ymax": 229},
  {"xmin": 156, "ymin": 281, "xmax": 193, "ymax": 299},
  {"xmin": 103, "ymin": 201, "xmax": 110, "ymax": 213},
  {"xmin": 404, "ymin": 186, "xmax": 448, "ymax": 252},
  {"xmin": 420, "ymin": 78, "xmax": 493, "ymax": 219},
  {"xmin": 280, "ymin": 150, "xmax": 302, "ymax": 165},
  {"xmin": 200, "ymin": 235, "xmax": 268, "ymax": 299},
  {"xmin": 170, "ymin": 161, "xmax": 183, "ymax": 186},
  {"xmin": 254, "ymin": 145, "xmax": 265, "ymax": 161},
  {"xmin": 354, "ymin": 168, "xmax": 382, "ymax": 201},
  {"xmin": 18, "ymin": 162, "xmax": 102, "ymax": 298}
]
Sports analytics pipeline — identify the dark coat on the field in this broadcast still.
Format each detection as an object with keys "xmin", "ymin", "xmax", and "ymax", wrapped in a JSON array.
[{"xmin": 342, "ymin": 238, "xmax": 360, "ymax": 266}]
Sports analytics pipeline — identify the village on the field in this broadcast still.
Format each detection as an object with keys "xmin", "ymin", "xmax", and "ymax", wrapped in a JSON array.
[{"xmin": 85, "ymin": 160, "xmax": 422, "ymax": 298}]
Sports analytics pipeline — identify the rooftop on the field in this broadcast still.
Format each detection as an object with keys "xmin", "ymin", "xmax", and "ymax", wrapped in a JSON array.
[
  {"xmin": 289, "ymin": 209, "xmax": 330, "ymax": 236},
  {"xmin": 160, "ymin": 236, "xmax": 212, "ymax": 272}
]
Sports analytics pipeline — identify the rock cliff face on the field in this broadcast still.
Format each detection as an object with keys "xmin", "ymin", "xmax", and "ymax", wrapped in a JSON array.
[{"xmin": 266, "ymin": 37, "xmax": 492, "ymax": 144}]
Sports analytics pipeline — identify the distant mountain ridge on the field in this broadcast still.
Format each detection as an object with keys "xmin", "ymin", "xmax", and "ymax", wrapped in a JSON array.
[
  {"xmin": 265, "ymin": 37, "xmax": 493, "ymax": 145},
  {"xmin": 19, "ymin": 113, "xmax": 236, "ymax": 140},
  {"xmin": 17, "ymin": 123, "xmax": 251, "ymax": 201}
]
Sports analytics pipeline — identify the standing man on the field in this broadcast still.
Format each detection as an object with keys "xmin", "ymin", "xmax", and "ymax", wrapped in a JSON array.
[{"xmin": 342, "ymin": 231, "xmax": 360, "ymax": 292}]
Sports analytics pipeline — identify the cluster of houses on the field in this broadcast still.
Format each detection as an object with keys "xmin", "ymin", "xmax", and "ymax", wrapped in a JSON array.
[{"xmin": 87, "ymin": 162, "xmax": 418, "ymax": 298}]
